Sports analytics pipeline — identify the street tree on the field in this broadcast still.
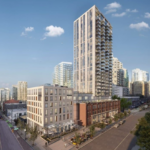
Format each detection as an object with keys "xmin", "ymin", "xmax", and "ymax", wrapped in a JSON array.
[
  {"xmin": 112, "ymin": 95, "xmax": 120, "ymax": 100},
  {"xmin": 89, "ymin": 125, "xmax": 95, "ymax": 138},
  {"xmin": 29, "ymin": 126, "xmax": 39, "ymax": 146},
  {"xmin": 120, "ymin": 98, "xmax": 131, "ymax": 112},
  {"xmin": 131, "ymin": 115, "xmax": 150, "ymax": 150},
  {"xmin": 99, "ymin": 122, "xmax": 106, "ymax": 129}
]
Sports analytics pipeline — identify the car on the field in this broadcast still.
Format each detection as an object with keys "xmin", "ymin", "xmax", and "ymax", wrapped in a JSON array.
[
  {"xmin": 119, "ymin": 121, "xmax": 123, "ymax": 125},
  {"xmin": 114, "ymin": 124, "xmax": 119, "ymax": 128}
]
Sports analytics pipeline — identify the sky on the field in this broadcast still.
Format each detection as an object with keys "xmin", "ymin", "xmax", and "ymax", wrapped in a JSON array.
[{"xmin": 0, "ymin": 0, "xmax": 150, "ymax": 89}]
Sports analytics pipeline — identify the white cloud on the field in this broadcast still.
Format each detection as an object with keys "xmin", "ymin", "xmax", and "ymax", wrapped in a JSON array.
[
  {"xmin": 126, "ymin": 9, "xmax": 130, "ymax": 12},
  {"xmin": 44, "ymin": 25, "xmax": 64, "ymax": 37},
  {"xmin": 126, "ymin": 9, "xmax": 138, "ymax": 13},
  {"xmin": 112, "ymin": 12, "xmax": 126, "ymax": 17},
  {"xmin": 21, "ymin": 32, "xmax": 26, "ymax": 36},
  {"xmin": 145, "ymin": 12, "xmax": 150, "ymax": 18},
  {"xmin": 25, "ymin": 27, "xmax": 34, "ymax": 32},
  {"xmin": 41, "ymin": 37, "xmax": 47, "ymax": 40},
  {"xmin": 105, "ymin": 9, "xmax": 117, "ymax": 14},
  {"xmin": 21, "ymin": 26, "xmax": 34, "ymax": 36},
  {"xmin": 104, "ymin": 2, "xmax": 121, "ymax": 14},
  {"xmin": 129, "ymin": 22, "xmax": 150, "ymax": 30},
  {"xmin": 131, "ymin": 9, "xmax": 138, "ymax": 13},
  {"xmin": 104, "ymin": 2, "xmax": 121, "ymax": 10}
]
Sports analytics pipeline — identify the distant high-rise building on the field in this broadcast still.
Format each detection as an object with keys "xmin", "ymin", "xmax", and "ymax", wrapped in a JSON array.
[
  {"xmin": 17, "ymin": 81, "xmax": 27, "ymax": 101},
  {"xmin": 0, "ymin": 88, "xmax": 10, "ymax": 108},
  {"xmin": 132, "ymin": 68, "xmax": 149, "ymax": 82},
  {"xmin": 53, "ymin": 62, "xmax": 73, "ymax": 88},
  {"xmin": 132, "ymin": 81, "xmax": 149, "ymax": 97},
  {"xmin": 12, "ymin": 85, "xmax": 18, "ymax": 100},
  {"xmin": 112, "ymin": 57, "xmax": 129, "ymax": 87},
  {"xmin": 73, "ymin": 5, "xmax": 113, "ymax": 98}
]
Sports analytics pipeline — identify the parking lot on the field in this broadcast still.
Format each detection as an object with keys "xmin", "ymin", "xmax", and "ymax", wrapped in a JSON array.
[{"xmin": 80, "ymin": 109, "xmax": 149, "ymax": 150}]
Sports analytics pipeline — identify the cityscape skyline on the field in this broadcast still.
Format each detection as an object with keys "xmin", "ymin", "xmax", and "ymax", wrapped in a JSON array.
[{"xmin": 0, "ymin": 0, "xmax": 150, "ymax": 89}]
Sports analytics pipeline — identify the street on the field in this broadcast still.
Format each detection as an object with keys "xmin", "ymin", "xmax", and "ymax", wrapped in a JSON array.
[
  {"xmin": 79, "ymin": 109, "xmax": 149, "ymax": 150},
  {"xmin": 0, "ymin": 119, "xmax": 23, "ymax": 150}
]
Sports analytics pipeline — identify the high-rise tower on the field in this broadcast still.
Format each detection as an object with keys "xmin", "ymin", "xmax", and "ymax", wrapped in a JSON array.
[{"xmin": 73, "ymin": 5, "xmax": 113, "ymax": 98}]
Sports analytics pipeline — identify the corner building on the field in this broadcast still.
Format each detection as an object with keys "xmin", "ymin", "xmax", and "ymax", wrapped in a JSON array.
[
  {"xmin": 74, "ymin": 5, "xmax": 113, "ymax": 98},
  {"xmin": 27, "ymin": 85, "xmax": 74, "ymax": 132}
]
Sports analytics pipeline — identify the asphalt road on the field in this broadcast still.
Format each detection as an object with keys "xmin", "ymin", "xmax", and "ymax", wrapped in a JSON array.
[
  {"xmin": 80, "ymin": 109, "xmax": 149, "ymax": 150},
  {"xmin": 0, "ymin": 119, "xmax": 23, "ymax": 150}
]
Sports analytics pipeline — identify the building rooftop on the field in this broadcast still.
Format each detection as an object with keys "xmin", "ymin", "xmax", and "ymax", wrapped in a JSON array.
[
  {"xmin": 4, "ymin": 100, "xmax": 19, "ymax": 104},
  {"xmin": 7, "ymin": 108, "xmax": 27, "ymax": 112}
]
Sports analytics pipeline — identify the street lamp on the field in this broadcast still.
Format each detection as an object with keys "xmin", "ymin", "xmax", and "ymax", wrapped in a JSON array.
[{"xmin": 24, "ymin": 129, "xmax": 26, "ymax": 140}]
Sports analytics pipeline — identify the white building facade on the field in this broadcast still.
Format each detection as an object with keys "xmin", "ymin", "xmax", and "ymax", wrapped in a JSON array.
[
  {"xmin": 53, "ymin": 62, "xmax": 73, "ymax": 88},
  {"xmin": 73, "ymin": 5, "xmax": 113, "ymax": 98},
  {"xmin": 132, "ymin": 68, "xmax": 149, "ymax": 82},
  {"xmin": 27, "ymin": 85, "xmax": 74, "ymax": 133}
]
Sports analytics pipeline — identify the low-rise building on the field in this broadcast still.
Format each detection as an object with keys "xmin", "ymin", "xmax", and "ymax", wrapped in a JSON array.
[
  {"xmin": 73, "ymin": 92, "xmax": 120, "ymax": 127},
  {"xmin": 7, "ymin": 108, "xmax": 27, "ymax": 120},
  {"xmin": 27, "ymin": 85, "xmax": 74, "ymax": 133},
  {"xmin": 112, "ymin": 85, "xmax": 129, "ymax": 98}
]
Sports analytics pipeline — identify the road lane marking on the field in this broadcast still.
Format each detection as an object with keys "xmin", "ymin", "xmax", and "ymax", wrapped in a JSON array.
[{"xmin": 114, "ymin": 125, "xmax": 136, "ymax": 150}]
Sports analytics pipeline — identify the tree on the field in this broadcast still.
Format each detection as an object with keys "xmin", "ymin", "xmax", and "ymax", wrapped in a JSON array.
[
  {"xmin": 120, "ymin": 98, "xmax": 131, "ymax": 112},
  {"xmin": 124, "ymin": 111, "xmax": 127, "ymax": 117},
  {"xmin": 109, "ymin": 119, "xmax": 112, "ymax": 124},
  {"xmin": 118, "ymin": 113, "xmax": 124, "ymax": 119},
  {"xmin": 74, "ymin": 132, "xmax": 81, "ymax": 147},
  {"xmin": 131, "ymin": 115, "xmax": 150, "ymax": 150},
  {"xmin": 89, "ymin": 125, "xmax": 95, "ymax": 138},
  {"xmin": 29, "ymin": 126, "xmax": 39, "ymax": 146},
  {"xmin": 145, "ymin": 112, "xmax": 150, "ymax": 124},
  {"xmin": 17, "ymin": 119, "xmax": 24, "ymax": 133},
  {"xmin": 114, "ymin": 114, "xmax": 119, "ymax": 121},
  {"xmin": 99, "ymin": 122, "xmax": 106, "ymax": 129},
  {"xmin": 112, "ymin": 95, "xmax": 120, "ymax": 100},
  {"xmin": 25, "ymin": 124, "xmax": 30, "ymax": 136}
]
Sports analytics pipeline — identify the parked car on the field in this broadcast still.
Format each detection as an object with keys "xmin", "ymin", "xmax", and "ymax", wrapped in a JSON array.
[
  {"xmin": 119, "ymin": 121, "xmax": 123, "ymax": 125},
  {"xmin": 114, "ymin": 124, "xmax": 119, "ymax": 128}
]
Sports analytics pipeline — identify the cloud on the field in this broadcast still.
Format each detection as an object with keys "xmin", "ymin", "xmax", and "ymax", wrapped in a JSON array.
[
  {"xmin": 21, "ymin": 26, "xmax": 34, "ymax": 36},
  {"xmin": 129, "ymin": 22, "xmax": 150, "ymax": 30},
  {"xmin": 145, "ymin": 12, "xmax": 150, "ymax": 18},
  {"xmin": 112, "ymin": 12, "xmax": 126, "ymax": 17},
  {"xmin": 25, "ymin": 27, "xmax": 34, "ymax": 32},
  {"xmin": 104, "ymin": 2, "xmax": 121, "ymax": 14},
  {"xmin": 105, "ymin": 9, "xmax": 117, "ymax": 14},
  {"xmin": 43, "ymin": 25, "xmax": 64, "ymax": 38},
  {"xmin": 126, "ymin": 9, "xmax": 130, "ymax": 12},
  {"xmin": 104, "ymin": 2, "xmax": 121, "ymax": 10},
  {"xmin": 41, "ymin": 37, "xmax": 47, "ymax": 40},
  {"xmin": 131, "ymin": 9, "xmax": 138, "ymax": 13},
  {"xmin": 126, "ymin": 9, "xmax": 138, "ymax": 13}
]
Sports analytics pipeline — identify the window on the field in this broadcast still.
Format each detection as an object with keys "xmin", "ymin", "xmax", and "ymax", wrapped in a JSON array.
[
  {"xmin": 59, "ymin": 96, "xmax": 62, "ymax": 101},
  {"xmin": 59, "ymin": 108, "xmax": 61, "ymax": 114},
  {"xmin": 63, "ymin": 107, "xmax": 65, "ymax": 113},
  {"xmin": 59, "ymin": 115, "xmax": 61, "ymax": 121},
  {"xmin": 63, "ymin": 114, "xmax": 65, "ymax": 120},
  {"xmin": 45, "ymin": 96, "xmax": 48, "ymax": 101},
  {"xmin": 45, "ymin": 110, "xmax": 48, "ymax": 115},
  {"xmin": 55, "ymin": 103, "xmax": 57, "ymax": 107},
  {"xmin": 55, "ymin": 109, "xmax": 57, "ymax": 114},
  {"xmin": 59, "ymin": 102, "xmax": 62, "ymax": 106},
  {"xmin": 70, "ymin": 101, "xmax": 72, "ymax": 105},
  {"xmin": 45, "ymin": 104, "xmax": 48, "ymax": 108},
  {"xmin": 55, "ymin": 116, "xmax": 57, "ymax": 122},
  {"xmin": 67, "ymin": 114, "xmax": 69, "ymax": 119},
  {"xmin": 55, "ymin": 96, "xmax": 57, "ymax": 101},
  {"xmin": 45, "ymin": 118, "xmax": 47, "ymax": 123},
  {"xmin": 45, "ymin": 88, "xmax": 48, "ymax": 95},
  {"xmin": 55, "ymin": 89, "xmax": 57, "ymax": 95},
  {"xmin": 63, "ymin": 90, "xmax": 66, "ymax": 95},
  {"xmin": 50, "ymin": 89, "xmax": 53, "ymax": 95},
  {"xmin": 50, "ymin": 109, "xmax": 53, "ymax": 115},
  {"xmin": 59, "ymin": 89, "xmax": 61, "ymax": 95},
  {"xmin": 50, "ymin": 117, "xmax": 53, "ymax": 123},
  {"xmin": 50, "ymin": 103, "xmax": 53, "ymax": 107},
  {"xmin": 50, "ymin": 96, "xmax": 53, "ymax": 101}
]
